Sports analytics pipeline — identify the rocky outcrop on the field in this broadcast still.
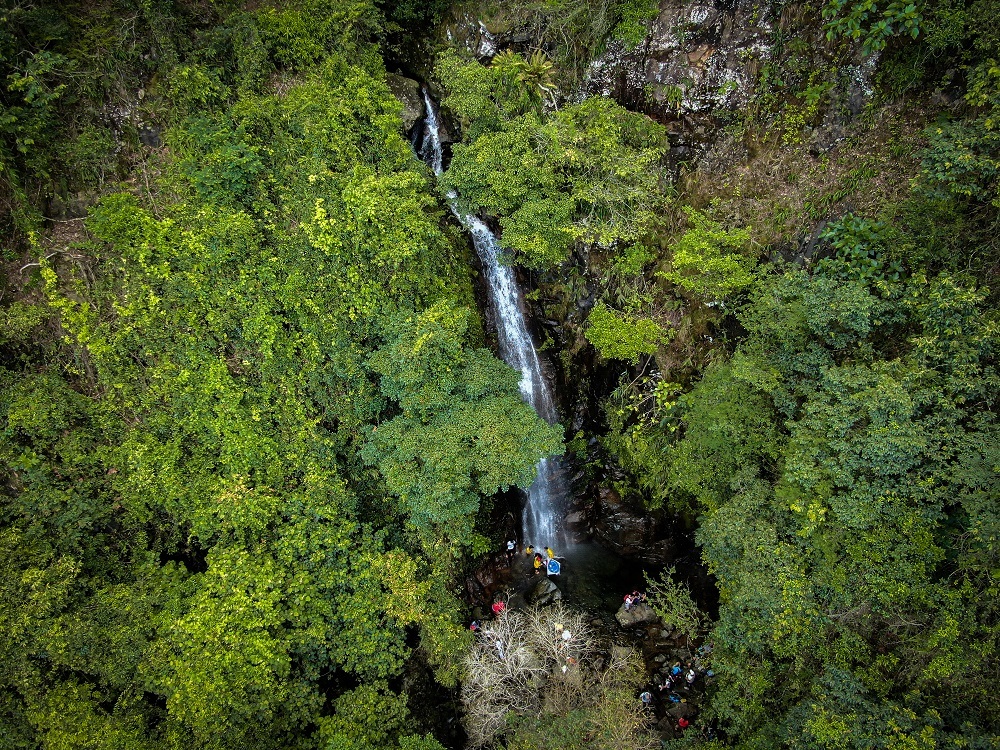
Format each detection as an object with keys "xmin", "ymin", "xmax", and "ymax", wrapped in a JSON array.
[
  {"xmin": 582, "ymin": 0, "xmax": 874, "ymax": 166},
  {"xmin": 47, "ymin": 190, "xmax": 99, "ymax": 221},
  {"xmin": 592, "ymin": 487, "xmax": 675, "ymax": 563},
  {"xmin": 526, "ymin": 576, "xmax": 562, "ymax": 606},
  {"xmin": 615, "ymin": 601, "xmax": 658, "ymax": 627},
  {"xmin": 386, "ymin": 74, "xmax": 426, "ymax": 133},
  {"xmin": 667, "ymin": 702, "xmax": 697, "ymax": 719},
  {"xmin": 585, "ymin": 1, "xmax": 773, "ymax": 117}
]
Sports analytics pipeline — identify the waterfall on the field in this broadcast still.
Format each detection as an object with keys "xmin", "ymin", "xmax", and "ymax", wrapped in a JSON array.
[{"xmin": 419, "ymin": 91, "xmax": 567, "ymax": 547}]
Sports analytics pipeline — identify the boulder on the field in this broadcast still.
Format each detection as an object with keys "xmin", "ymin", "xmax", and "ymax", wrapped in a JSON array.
[
  {"xmin": 593, "ymin": 487, "xmax": 649, "ymax": 555},
  {"xmin": 615, "ymin": 602, "xmax": 658, "ymax": 628},
  {"xmin": 656, "ymin": 717, "xmax": 680, "ymax": 736},
  {"xmin": 138, "ymin": 123, "xmax": 162, "ymax": 148},
  {"xmin": 526, "ymin": 577, "xmax": 562, "ymax": 606},
  {"xmin": 385, "ymin": 74, "xmax": 425, "ymax": 132},
  {"xmin": 47, "ymin": 190, "xmax": 99, "ymax": 221}
]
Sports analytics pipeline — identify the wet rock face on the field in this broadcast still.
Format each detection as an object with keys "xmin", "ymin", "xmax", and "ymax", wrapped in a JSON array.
[
  {"xmin": 583, "ymin": 0, "xmax": 874, "ymax": 166},
  {"xmin": 593, "ymin": 487, "xmax": 675, "ymax": 563},
  {"xmin": 48, "ymin": 190, "xmax": 99, "ymax": 221}
]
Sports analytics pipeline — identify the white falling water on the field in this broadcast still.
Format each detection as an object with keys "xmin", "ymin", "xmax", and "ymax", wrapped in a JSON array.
[{"xmin": 419, "ymin": 91, "xmax": 566, "ymax": 547}]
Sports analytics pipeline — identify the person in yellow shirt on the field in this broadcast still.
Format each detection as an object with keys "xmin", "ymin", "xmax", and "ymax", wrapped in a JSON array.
[{"xmin": 545, "ymin": 546, "xmax": 555, "ymax": 559}]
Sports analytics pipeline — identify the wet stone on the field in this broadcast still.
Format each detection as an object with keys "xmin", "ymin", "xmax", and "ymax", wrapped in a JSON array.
[
  {"xmin": 615, "ymin": 602, "xmax": 659, "ymax": 627},
  {"xmin": 386, "ymin": 74, "xmax": 425, "ymax": 132},
  {"xmin": 526, "ymin": 577, "xmax": 562, "ymax": 606}
]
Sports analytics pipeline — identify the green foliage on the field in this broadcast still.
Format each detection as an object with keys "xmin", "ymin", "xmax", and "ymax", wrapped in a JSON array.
[
  {"xmin": 317, "ymin": 683, "xmax": 416, "ymax": 749},
  {"xmin": 662, "ymin": 207, "xmax": 757, "ymax": 299},
  {"xmin": 0, "ymin": 6, "xmax": 560, "ymax": 749},
  {"xmin": 920, "ymin": 61, "xmax": 1000, "ymax": 207},
  {"xmin": 454, "ymin": 0, "xmax": 659, "ymax": 81},
  {"xmin": 1, "ymin": 48, "xmax": 72, "ymax": 163},
  {"xmin": 605, "ymin": 258, "xmax": 1000, "ymax": 743},
  {"xmin": 600, "ymin": 376, "xmax": 686, "ymax": 511},
  {"xmin": 158, "ymin": 547, "xmax": 293, "ymax": 745},
  {"xmin": 611, "ymin": 0, "xmax": 660, "ymax": 48},
  {"xmin": 435, "ymin": 50, "xmax": 551, "ymax": 138},
  {"xmin": 815, "ymin": 213, "xmax": 903, "ymax": 283},
  {"xmin": 0, "ymin": 300, "xmax": 48, "ymax": 346},
  {"xmin": 585, "ymin": 302, "xmax": 665, "ymax": 361},
  {"xmin": 822, "ymin": 0, "xmax": 924, "ymax": 53},
  {"xmin": 254, "ymin": 0, "xmax": 380, "ymax": 71},
  {"xmin": 64, "ymin": 124, "xmax": 117, "ymax": 187},
  {"xmin": 364, "ymin": 303, "xmax": 563, "ymax": 539},
  {"xmin": 441, "ymin": 95, "xmax": 667, "ymax": 266},
  {"xmin": 165, "ymin": 65, "xmax": 229, "ymax": 112},
  {"xmin": 492, "ymin": 49, "xmax": 558, "ymax": 111},
  {"xmin": 645, "ymin": 566, "xmax": 707, "ymax": 642}
]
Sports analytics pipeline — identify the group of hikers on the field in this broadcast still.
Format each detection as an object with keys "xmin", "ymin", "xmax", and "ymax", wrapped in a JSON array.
[
  {"xmin": 523, "ymin": 542, "xmax": 561, "ymax": 576},
  {"xmin": 623, "ymin": 590, "xmax": 647, "ymax": 610},
  {"xmin": 639, "ymin": 642, "xmax": 716, "ymax": 735},
  {"xmin": 468, "ymin": 563, "xmax": 715, "ymax": 739},
  {"xmin": 466, "ymin": 540, "xmax": 564, "ymax": 633}
]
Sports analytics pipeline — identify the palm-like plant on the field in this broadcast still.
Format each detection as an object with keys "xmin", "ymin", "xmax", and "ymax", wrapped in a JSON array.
[{"xmin": 491, "ymin": 49, "xmax": 558, "ymax": 111}]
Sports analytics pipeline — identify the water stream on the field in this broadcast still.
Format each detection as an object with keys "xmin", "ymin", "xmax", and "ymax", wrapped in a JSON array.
[{"xmin": 419, "ymin": 91, "xmax": 568, "ymax": 548}]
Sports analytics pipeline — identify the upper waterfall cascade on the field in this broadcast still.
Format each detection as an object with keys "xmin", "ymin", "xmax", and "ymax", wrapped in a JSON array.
[{"xmin": 419, "ymin": 90, "xmax": 567, "ymax": 547}]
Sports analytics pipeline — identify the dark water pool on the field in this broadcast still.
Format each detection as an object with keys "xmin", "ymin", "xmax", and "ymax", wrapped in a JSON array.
[{"xmin": 556, "ymin": 540, "xmax": 662, "ymax": 614}]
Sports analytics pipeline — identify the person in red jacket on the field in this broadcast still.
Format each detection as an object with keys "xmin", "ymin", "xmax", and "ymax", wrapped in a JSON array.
[{"xmin": 491, "ymin": 600, "xmax": 506, "ymax": 616}]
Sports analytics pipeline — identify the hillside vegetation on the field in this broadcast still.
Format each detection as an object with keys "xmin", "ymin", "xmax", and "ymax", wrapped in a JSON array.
[{"xmin": 1, "ymin": 0, "xmax": 999, "ymax": 748}]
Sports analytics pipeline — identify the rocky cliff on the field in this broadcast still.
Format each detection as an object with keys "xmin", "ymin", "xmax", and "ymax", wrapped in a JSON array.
[{"xmin": 584, "ymin": 0, "xmax": 875, "ymax": 166}]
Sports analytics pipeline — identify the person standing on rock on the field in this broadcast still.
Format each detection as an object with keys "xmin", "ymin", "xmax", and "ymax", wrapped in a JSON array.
[{"xmin": 505, "ymin": 539, "xmax": 516, "ymax": 564}]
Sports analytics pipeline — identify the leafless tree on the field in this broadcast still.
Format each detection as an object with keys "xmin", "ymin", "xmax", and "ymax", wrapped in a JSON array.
[
  {"xmin": 462, "ymin": 603, "xmax": 658, "ymax": 749},
  {"xmin": 462, "ymin": 608, "xmax": 545, "ymax": 746}
]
